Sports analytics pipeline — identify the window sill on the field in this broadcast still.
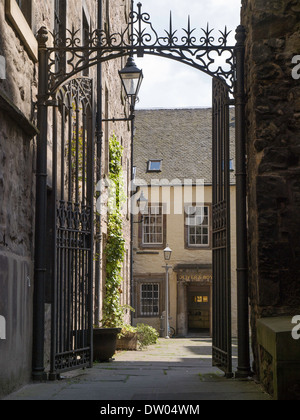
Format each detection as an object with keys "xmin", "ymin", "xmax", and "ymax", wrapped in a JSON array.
[
  {"xmin": 185, "ymin": 245, "xmax": 211, "ymax": 250},
  {"xmin": 139, "ymin": 245, "xmax": 166, "ymax": 251},
  {"xmin": 5, "ymin": 0, "xmax": 38, "ymax": 62},
  {"xmin": 136, "ymin": 251, "xmax": 160, "ymax": 255},
  {"xmin": 0, "ymin": 88, "xmax": 39, "ymax": 138}
]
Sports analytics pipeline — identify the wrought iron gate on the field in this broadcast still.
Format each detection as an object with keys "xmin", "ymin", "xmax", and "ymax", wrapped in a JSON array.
[
  {"xmin": 49, "ymin": 77, "xmax": 94, "ymax": 376},
  {"xmin": 212, "ymin": 78, "xmax": 232, "ymax": 377},
  {"xmin": 33, "ymin": 5, "xmax": 250, "ymax": 379}
]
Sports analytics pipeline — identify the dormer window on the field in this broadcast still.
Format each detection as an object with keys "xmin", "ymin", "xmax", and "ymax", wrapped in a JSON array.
[{"xmin": 147, "ymin": 160, "xmax": 162, "ymax": 172}]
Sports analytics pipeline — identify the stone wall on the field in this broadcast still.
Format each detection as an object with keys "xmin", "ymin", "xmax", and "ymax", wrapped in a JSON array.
[
  {"xmin": 0, "ymin": 0, "xmax": 132, "ymax": 396},
  {"xmin": 241, "ymin": 0, "xmax": 300, "ymax": 379},
  {"xmin": 0, "ymin": 0, "xmax": 40, "ymax": 397}
]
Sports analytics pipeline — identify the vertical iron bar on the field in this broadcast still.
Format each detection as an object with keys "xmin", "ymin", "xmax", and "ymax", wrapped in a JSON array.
[
  {"xmin": 235, "ymin": 25, "xmax": 252, "ymax": 378},
  {"xmin": 75, "ymin": 106, "xmax": 80, "ymax": 204},
  {"xmin": 212, "ymin": 81, "xmax": 217, "ymax": 358},
  {"xmin": 82, "ymin": 110, "xmax": 86, "ymax": 203},
  {"xmin": 32, "ymin": 27, "xmax": 49, "ymax": 381},
  {"xmin": 224, "ymin": 91, "xmax": 232, "ymax": 376},
  {"xmin": 50, "ymin": 102, "xmax": 58, "ymax": 376},
  {"xmin": 87, "ymin": 91, "xmax": 95, "ymax": 367},
  {"xmin": 95, "ymin": 0, "xmax": 103, "ymax": 326},
  {"xmin": 68, "ymin": 106, "xmax": 73, "ymax": 202},
  {"xmin": 61, "ymin": 99, "xmax": 65, "ymax": 202},
  {"xmin": 130, "ymin": 95, "xmax": 135, "ymax": 324}
]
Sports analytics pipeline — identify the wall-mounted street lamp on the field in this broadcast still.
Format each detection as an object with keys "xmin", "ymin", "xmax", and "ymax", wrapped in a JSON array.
[
  {"xmin": 163, "ymin": 245, "xmax": 172, "ymax": 339},
  {"xmin": 119, "ymin": 56, "xmax": 144, "ymax": 102},
  {"xmin": 103, "ymin": 56, "xmax": 144, "ymax": 123}
]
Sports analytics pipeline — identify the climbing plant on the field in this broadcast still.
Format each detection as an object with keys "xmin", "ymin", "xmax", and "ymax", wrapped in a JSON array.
[{"xmin": 101, "ymin": 134, "xmax": 127, "ymax": 328}]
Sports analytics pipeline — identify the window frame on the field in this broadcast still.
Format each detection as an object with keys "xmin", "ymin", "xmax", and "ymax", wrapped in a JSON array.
[
  {"xmin": 147, "ymin": 160, "xmax": 162, "ymax": 173},
  {"xmin": 82, "ymin": 5, "xmax": 90, "ymax": 77},
  {"xmin": 15, "ymin": 0, "xmax": 32, "ymax": 26},
  {"xmin": 54, "ymin": 0, "xmax": 67, "ymax": 74},
  {"xmin": 139, "ymin": 203, "xmax": 167, "ymax": 250},
  {"xmin": 134, "ymin": 276, "xmax": 164, "ymax": 318},
  {"xmin": 185, "ymin": 204, "xmax": 212, "ymax": 249},
  {"xmin": 140, "ymin": 283, "xmax": 160, "ymax": 317},
  {"xmin": 5, "ymin": 0, "xmax": 37, "ymax": 62}
]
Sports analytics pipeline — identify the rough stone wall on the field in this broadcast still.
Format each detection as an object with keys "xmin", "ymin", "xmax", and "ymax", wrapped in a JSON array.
[
  {"xmin": 0, "ymin": 0, "xmax": 42, "ymax": 397},
  {"xmin": 241, "ymin": 0, "xmax": 300, "ymax": 376},
  {"xmin": 0, "ymin": 0, "xmax": 132, "ymax": 396}
]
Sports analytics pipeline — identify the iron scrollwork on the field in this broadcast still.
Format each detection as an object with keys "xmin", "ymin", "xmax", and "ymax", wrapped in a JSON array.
[{"xmin": 44, "ymin": 2, "xmax": 236, "ymax": 95}]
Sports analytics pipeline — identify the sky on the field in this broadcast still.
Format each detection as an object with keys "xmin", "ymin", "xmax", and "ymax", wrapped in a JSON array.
[{"xmin": 134, "ymin": 0, "xmax": 242, "ymax": 109}]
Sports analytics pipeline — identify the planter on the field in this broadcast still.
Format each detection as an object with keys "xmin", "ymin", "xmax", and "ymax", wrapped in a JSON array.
[
  {"xmin": 116, "ymin": 331, "xmax": 138, "ymax": 351},
  {"xmin": 93, "ymin": 328, "xmax": 121, "ymax": 362}
]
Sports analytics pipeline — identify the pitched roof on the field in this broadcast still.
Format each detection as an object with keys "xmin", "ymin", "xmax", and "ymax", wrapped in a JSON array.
[{"xmin": 133, "ymin": 108, "xmax": 236, "ymax": 186}]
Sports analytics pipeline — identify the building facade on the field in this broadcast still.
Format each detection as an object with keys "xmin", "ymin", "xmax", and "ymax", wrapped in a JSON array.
[
  {"xmin": 0, "ymin": 0, "xmax": 132, "ymax": 397},
  {"xmin": 132, "ymin": 108, "xmax": 237, "ymax": 338}
]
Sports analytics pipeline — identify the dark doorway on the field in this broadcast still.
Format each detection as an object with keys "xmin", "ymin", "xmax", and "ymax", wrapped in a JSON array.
[{"xmin": 187, "ymin": 286, "xmax": 211, "ymax": 334}]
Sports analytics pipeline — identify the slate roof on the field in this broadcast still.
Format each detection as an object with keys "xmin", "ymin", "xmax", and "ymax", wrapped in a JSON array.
[{"xmin": 133, "ymin": 108, "xmax": 236, "ymax": 186}]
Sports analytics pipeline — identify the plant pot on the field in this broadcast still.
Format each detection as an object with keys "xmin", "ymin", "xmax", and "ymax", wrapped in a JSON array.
[
  {"xmin": 93, "ymin": 328, "xmax": 121, "ymax": 362},
  {"xmin": 116, "ymin": 331, "xmax": 138, "ymax": 351}
]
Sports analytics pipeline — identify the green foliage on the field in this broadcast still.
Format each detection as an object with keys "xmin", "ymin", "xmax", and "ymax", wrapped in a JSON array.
[
  {"xmin": 118, "ymin": 323, "xmax": 159, "ymax": 349},
  {"xmin": 118, "ymin": 323, "xmax": 137, "ymax": 339},
  {"xmin": 101, "ymin": 134, "xmax": 127, "ymax": 328},
  {"xmin": 136, "ymin": 324, "xmax": 159, "ymax": 349}
]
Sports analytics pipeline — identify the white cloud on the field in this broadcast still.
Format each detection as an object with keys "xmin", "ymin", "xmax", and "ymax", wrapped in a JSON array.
[{"xmin": 134, "ymin": 0, "xmax": 241, "ymax": 109}]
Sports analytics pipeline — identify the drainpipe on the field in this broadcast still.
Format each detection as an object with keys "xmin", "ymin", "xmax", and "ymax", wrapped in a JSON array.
[
  {"xmin": 95, "ymin": 0, "xmax": 103, "ymax": 325},
  {"xmin": 32, "ymin": 27, "xmax": 49, "ymax": 380},
  {"xmin": 129, "ymin": 0, "xmax": 135, "ymax": 325},
  {"xmin": 130, "ymin": 98, "xmax": 135, "ymax": 324},
  {"xmin": 234, "ymin": 25, "xmax": 252, "ymax": 378}
]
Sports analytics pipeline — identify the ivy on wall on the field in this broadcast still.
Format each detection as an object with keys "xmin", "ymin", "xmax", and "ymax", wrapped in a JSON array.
[{"xmin": 101, "ymin": 134, "xmax": 127, "ymax": 328}]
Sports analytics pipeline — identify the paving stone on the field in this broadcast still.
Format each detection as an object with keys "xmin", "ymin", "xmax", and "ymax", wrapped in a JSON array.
[{"xmin": 3, "ymin": 338, "xmax": 272, "ymax": 401}]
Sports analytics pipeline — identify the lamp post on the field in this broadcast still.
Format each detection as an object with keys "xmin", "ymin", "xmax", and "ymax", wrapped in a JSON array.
[{"xmin": 163, "ymin": 246, "xmax": 172, "ymax": 339}]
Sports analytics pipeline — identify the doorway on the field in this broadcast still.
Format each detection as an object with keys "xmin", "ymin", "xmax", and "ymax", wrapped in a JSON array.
[{"xmin": 187, "ymin": 285, "xmax": 211, "ymax": 335}]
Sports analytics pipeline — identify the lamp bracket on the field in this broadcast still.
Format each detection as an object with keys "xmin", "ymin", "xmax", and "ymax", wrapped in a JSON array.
[{"xmin": 102, "ymin": 115, "xmax": 134, "ymax": 123}]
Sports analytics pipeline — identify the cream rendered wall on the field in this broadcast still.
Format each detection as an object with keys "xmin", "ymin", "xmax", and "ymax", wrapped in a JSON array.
[{"xmin": 133, "ymin": 184, "xmax": 237, "ymax": 337}]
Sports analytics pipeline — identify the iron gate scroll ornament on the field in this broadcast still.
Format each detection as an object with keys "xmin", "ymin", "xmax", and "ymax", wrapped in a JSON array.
[
  {"xmin": 46, "ymin": 2, "xmax": 236, "ymax": 96},
  {"xmin": 33, "ymin": 2, "xmax": 250, "ymax": 378}
]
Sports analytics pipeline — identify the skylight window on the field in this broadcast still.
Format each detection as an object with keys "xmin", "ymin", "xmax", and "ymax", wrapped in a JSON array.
[{"xmin": 147, "ymin": 160, "xmax": 162, "ymax": 172}]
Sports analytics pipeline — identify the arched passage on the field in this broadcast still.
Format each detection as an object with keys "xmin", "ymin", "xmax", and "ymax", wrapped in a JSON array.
[{"xmin": 33, "ymin": 2, "xmax": 250, "ymax": 380}]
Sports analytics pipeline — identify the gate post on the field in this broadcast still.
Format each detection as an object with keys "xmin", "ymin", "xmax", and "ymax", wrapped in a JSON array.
[
  {"xmin": 234, "ymin": 26, "xmax": 252, "ymax": 378},
  {"xmin": 32, "ymin": 27, "xmax": 49, "ymax": 380}
]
